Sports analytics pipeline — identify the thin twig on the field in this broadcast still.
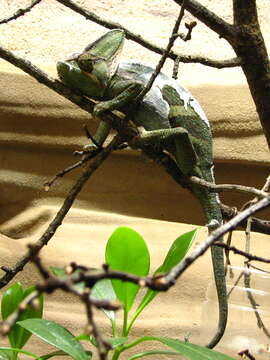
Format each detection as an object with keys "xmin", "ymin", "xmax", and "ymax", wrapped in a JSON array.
[
  {"xmin": 238, "ymin": 349, "xmax": 256, "ymax": 360},
  {"xmin": 173, "ymin": 0, "xmax": 236, "ymax": 40},
  {"xmin": 240, "ymin": 174, "xmax": 270, "ymax": 211},
  {"xmin": 178, "ymin": 21, "xmax": 197, "ymax": 41},
  {"xmin": 249, "ymin": 264, "xmax": 270, "ymax": 274},
  {"xmin": 43, "ymin": 147, "xmax": 103, "ymax": 190},
  {"xmin": 54, "ymin": 0, "xmax": 240, "ymax": 69},
  {"xmin": 215, "ymin": 242, "xmax": 270, "ymax": 264},
  {"xmin": 162, "ymin": 196, "xmax": 270, "ymax": 288},
  {"xmin": 221, "ymin": 203, "xmax": 270, "ymax": 235},
  {"xmin": 190, "ymin": 176, "xmax": 269, "ymax": 198},
  {"xmin": 0, "ymin": 45, "xmax": 129, "ymax": 134},
  {"xmin": 0, "ymin": 136, "xmax": 121, "ymax": 289},
  {"xmin": 83, "ymin": 292, "xmax": 110, "ymax": 360},
  {"xmin": 243, "ymin": 218, "xmax": 270, "ymax": 339},
  {"xmin": 0, "ymin": 0, "xmax": 42, "ymax": 25},
  {"xmin": 136, "ymin": 1, "xmax": 186, "ymax": 102},
  {"xmin": 224, "ymin": 230, "xmax": 233, "ymax": 274}
]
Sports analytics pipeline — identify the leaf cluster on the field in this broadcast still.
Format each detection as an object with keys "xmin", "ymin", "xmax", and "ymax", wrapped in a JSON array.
[{"xmin": 0, "ymin": 227, "xmax": 234, "ymax": 360}]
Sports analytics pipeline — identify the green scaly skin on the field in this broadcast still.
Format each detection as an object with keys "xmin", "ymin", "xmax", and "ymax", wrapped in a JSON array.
[
  {"xmin": 161, "ymin": 85, "xmax": 227, "ymax": 348},
  {"xmin": 57, "ymin": 29, "xmax": 227, "ymax": 348}
]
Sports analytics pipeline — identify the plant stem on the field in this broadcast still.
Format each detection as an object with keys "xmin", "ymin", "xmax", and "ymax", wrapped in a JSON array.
[
  {"xmin": 111, "ymin": 319, "xmax": 118, "ymax": 337},
  {"xmin": 122, "ymin": 308, "xmax": 128, "ymax": 336},
  {"xmin": 111, "ymin": 349, "xmax": 121, "ymax": 360}
]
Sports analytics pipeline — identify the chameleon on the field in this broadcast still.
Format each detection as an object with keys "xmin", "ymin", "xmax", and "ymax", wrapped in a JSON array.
[{"xmin": 57, "ymin": 29, "xmax": 227, "ymax": 348}]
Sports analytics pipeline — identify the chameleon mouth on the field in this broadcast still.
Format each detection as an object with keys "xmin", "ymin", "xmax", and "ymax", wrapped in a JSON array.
[{"xmin": 56, "ymin": 61, "xmax": 71, "ymax": 79}]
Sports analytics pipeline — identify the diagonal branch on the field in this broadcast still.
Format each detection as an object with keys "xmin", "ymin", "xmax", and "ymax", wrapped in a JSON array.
[
  {"xmin": 190, "ymin": 176, "xmax": 269, "ymax": 199},
  {"xmin": 137, "ymin": 0, "xmax": 186, "ymax": 101},
  {"xmin": 0, "ymin": 45, "xmax": 127, "ymax": 133},
  {"xmin": 173, "ymin": 0, "xmax": 236, "ymax": 40},
  {"xmin": 163, "ymin": 195, "xmax": 270, "ymax": 287},
  {"xmin": 0, "ymin": 135, "xmax": 122, "ymax": 289},
  {"xmin": 0, "ymin": 0, "xmax": 42, "ymax": 25},
  {"xmin": 54, "ymin": 0, "xmax": 240, "ymax": 69}
]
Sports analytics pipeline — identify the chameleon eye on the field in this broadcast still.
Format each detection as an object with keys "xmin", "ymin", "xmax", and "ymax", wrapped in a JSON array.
[{"xmin": 78, "ymin": 58, "xmax": 93, "ymax": 73}]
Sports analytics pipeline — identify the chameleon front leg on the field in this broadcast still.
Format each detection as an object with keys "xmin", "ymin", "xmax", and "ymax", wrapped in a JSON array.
[
  {"xmin": 93, "ymin": 78, "xmax": 144, "ymax": 118},
  {"xmin": 84, "ymin": 79, "xmax": 143, "ymax": 152}
]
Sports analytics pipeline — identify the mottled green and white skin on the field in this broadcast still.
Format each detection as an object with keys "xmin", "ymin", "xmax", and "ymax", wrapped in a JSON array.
[{"xmin": 57, "ymin": 29, "xmax": 227, "ymax": 348}]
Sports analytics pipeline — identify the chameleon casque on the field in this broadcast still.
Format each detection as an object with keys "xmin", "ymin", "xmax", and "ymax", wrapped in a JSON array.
[{"xmin": 57, "ymin": 29, "xmax": 227, "ymax": 348}]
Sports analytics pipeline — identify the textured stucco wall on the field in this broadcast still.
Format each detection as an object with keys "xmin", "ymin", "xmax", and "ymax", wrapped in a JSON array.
[{"xmin": 1, "ymin": 1, "xmax": 270, "ymax": 359}]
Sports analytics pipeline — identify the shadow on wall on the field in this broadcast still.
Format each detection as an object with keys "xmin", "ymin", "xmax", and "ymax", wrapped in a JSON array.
[{"xmin": 1, "ymin": 143, "xmax": 269, "ymax": 239}]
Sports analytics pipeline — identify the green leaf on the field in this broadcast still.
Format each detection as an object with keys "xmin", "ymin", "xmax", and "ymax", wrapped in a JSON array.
[
  {"xmin": 105, "ymin": 227, "xmax": 150, "ymax": 313},
  {"xmin": 0, "ymin": 347, "xmax": 39, "ymax": 359},
  {"xmin": 1, "ymin": 283, "xmax": 23, "ymax": 320},
  {"xmin": 129, "ymin": 229, "xmax": 197, "ymax": 330},
  {"xmin": 52, "ymin": 267, "xmax": 117, "ymax": 324},
  {"xmin": 1, "ymin": 283, "xmax": 43, "ymax": 349},
  {"xmin": 0, "ymin": 349, "xmax": 13, "ymax": 360},
  {"xmin": 75, "ymin": 334, "xmax": 127, "ymax": 349},
  {"xmin": 39, "ymin": 350, "xmax": 92, "ymax": 360},
  {"xmin": 17, "ymin": 319, "xmax": 89, "ymax": 360},
  {"xmin": 128, "ymin": 350, "xmax": 180, "ymax": 359},
  {"xmin": 155, "ymin": 229, "xmax": 197, "ymax": 274},
  {"xmin": 128, "ymin": 337, "xmax": 235, "ymax": 360},
  {"xmin": 1, "ymin": 282, "xmax": 24, "ymax": 348},
  {"xmin": 17, "ymin": 287, "xmax": 44, "ymax": 349},
  {"xmin": 107, "ymin": 337, "xmax": 128, "ymax": 348},
  {"xmin": 91, "ymin": 279, "xmax": 116, "ymax": 322}
]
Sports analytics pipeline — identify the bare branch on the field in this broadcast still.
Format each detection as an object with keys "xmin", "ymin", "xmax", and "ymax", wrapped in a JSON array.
[
  {"xmin": 190, "ymin": 176, "xmax": 269, "ymax": 198},
  {"xmin": 140, "ymin": 148, "xmax": 270, "ymax": 235},
  {"xmin": 173, "ymin": 0, "xmax": 235, "ymax": 40},
  {"xmin": 54, "ymin": 0, "xmax": 240, "ymax": 69},
  {"xmin": 0, "ymin": 135, "xmax": 122, "ymax": 289},
  {"xmin": 137, "ymin": 0, "xmax": 186, "ymax": 101},
  {"xmin": 0, "ymin": 45, "xmax": 132, "ymax": 135},
  {"xmin": 238, "ymin": 349, "xmax": 256, "ymax": 360},
  {"xmin": 233, "ymin": 0, "xmax": 258, "ymax": 26},
  {"xmin": 215, "ymin": 242, "xmax": 270, "ymax": 264},
  {"xmin": 0, "ymin": 0, "xmax": 42, "ymax": 25},
  {"xmin": 163, "ymin": 196, "xmax": 270, "ymax": 288},
  {"xmin": 221, "ymin": 203, "xmax": 270, "ymax": 235}
]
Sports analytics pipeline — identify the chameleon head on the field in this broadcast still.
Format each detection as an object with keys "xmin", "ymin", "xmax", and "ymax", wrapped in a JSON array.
[{"xmin": 56, "ymin": 29, "xmax": 126, "ymax": 98}]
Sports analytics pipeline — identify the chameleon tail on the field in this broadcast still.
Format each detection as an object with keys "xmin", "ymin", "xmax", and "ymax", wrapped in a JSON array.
[{"xmin": 194, "ymin": 184, "xmax": 228, "ymax": 348}]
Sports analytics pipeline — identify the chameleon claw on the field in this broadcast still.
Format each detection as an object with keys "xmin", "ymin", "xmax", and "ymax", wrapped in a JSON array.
[{"xmin": 83, "ymin": 124, "xmax": 103, "ymax": 149}]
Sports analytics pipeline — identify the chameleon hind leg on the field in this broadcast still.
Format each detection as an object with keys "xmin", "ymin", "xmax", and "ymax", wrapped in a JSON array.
[{"xmin": 131, "ymin": 127, "xmax": 198, "ymax": 175}]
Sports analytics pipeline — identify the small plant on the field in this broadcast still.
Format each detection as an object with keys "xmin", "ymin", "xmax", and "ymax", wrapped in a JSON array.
[
  {"xmin": 0, "ymin": 282, "xmax": 44, "ymax": 359},
  {"xmin": 0, "ymin": 227, "xmax": 234, "ymax": 359}
]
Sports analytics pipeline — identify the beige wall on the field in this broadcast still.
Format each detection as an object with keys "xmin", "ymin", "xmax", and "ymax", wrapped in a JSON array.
[{"xmin": 1, "ymin": 1, "xmax": 270, "ymax": 358}]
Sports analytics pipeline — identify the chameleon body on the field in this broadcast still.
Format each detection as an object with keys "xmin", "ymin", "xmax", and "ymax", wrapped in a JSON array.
[{"xmin": 57, "ymin": 29, "xmax": 227, "ymax": 348}]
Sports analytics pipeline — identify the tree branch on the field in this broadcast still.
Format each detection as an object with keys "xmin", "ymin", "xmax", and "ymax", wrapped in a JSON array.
[
  {"xmin": 190, "ymin": 176, "xmax": 269, "ymax": 199},
  {"xmin": 173, "ymin": 0, "xmax": 235, "ymax": 40},
  {"xmin": 163, "ymin": 195, "xmax": 270, "ymax": 288},
  {"xmin": 221, "ymin": 204, "xmax": 270, "ymax": 235},
  {"xmin": 54, "ymin": 0, "xmax": 240, "ymax": 69},
  {"xmin": 215, "ymin": 242, "xmax": 270, "ymax": 264},
  {"xmin": 137, "ymin": 0, "xmax": 186, "ymax": 101},
  {"xmin": 0, "ymin": 45, "xmax": 129, "ymax": 134},
  {"xmin": 0, "ymin": 135, "xmax": 122, "ymax": 289},
  {"xmin": 233, "ymin": 0, "xmax": 258, "ymax": 26},
  {"xmin": 0, "ymin": 0, "xmax": 42, "ymax": 25}
]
